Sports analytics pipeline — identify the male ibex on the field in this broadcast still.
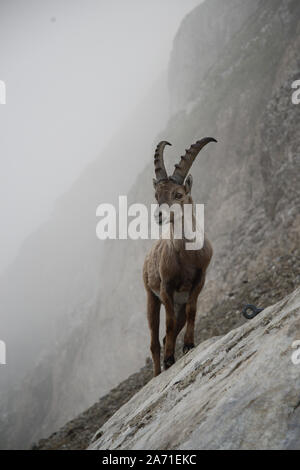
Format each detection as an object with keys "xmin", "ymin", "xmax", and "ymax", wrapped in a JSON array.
[{"xmin": 143, "ymin": 137, "xmax": 217, "ymax": 376}]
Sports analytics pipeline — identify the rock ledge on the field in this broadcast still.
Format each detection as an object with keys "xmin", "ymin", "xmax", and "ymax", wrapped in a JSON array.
[{"xmin": 89, "ymin": 287, "xmax": 300, "ymax": 450}]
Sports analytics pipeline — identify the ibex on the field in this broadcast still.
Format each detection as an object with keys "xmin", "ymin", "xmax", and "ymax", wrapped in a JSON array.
[{"xmin": 143, "ymin": 137, "xmax": 217, "ymax": 376}]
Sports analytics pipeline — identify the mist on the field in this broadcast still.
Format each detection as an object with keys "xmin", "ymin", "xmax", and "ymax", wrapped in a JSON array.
[{"xmin": 0, "ymin": 0, "xmax": 200, "ymax": 273}]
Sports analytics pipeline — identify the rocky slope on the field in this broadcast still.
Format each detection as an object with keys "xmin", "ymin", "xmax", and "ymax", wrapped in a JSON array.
[
  {"xmin": 90, "ymin": 286, "xmax": 300, "ymax": 450},
  {"xmin": 35, "ymin": 249, "xmax": 300, "ymax": 449}
]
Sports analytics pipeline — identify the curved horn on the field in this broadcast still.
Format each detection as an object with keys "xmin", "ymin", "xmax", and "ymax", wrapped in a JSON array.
[
  {"xmin": 171, "ymin": 137, "xmax": 217, "ymax": 185},
  {"xmin": 154, "ymin": 141, "xmax": 171, "ymax": 182}
]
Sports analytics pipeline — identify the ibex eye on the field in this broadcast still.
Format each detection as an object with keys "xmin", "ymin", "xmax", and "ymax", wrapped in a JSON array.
[{"xmin": 175, "ymin": 193, "xmax": 182, "ymax": 199}]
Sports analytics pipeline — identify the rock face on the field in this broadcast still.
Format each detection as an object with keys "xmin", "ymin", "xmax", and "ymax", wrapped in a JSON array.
[
  {"xmin": 90, "ymin": 287, "xmax": 300, "ymax": 450},
  {"xmin": 168, "ymin": 0, "xmax": 261, "ymax": 114}
]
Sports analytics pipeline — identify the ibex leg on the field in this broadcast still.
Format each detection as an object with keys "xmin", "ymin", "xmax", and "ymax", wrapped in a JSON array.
[
  {"xmin": 161, "ymin": 282, "xmax": 176, "ymax": 369},
  {"xmin": 184, "ymin": 271, "xmax": 206, "ymax": 353},
  {"xmin": 147, "ymin": 290, "xmax": 161, "ymax": 376},
  {"xmin": 163, "ymin": 304, "xmax": 186, "ymax": 346}
]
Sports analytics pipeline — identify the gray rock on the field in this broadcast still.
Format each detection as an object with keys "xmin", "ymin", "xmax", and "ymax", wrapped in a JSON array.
[{"xmin": 90, "ymin": 287, "xmax": 300, "ymax": 450}]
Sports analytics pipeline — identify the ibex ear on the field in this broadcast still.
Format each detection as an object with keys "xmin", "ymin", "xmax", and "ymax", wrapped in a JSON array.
[
  {"xmin": 153, "ymin": 178, "xmax": 158, "ymax": 189},
  {"xmin": 185, "ymin": 174, "xmax": 193, "ymax": 194}
]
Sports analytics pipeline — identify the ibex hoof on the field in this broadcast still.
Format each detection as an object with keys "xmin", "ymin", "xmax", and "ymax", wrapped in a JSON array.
[
  {"xmin": 183, "ymin": 343, "xmax": 195, "ymax": 354},
  {"xmin": 164, "ymin": 355, "xmax": 175, "ymax": 369}
]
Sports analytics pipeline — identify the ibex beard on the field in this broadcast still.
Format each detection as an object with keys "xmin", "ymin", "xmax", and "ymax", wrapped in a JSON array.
[{"xmin": 143, "ymin": 138, "xmax": 217, "ymax": 376}]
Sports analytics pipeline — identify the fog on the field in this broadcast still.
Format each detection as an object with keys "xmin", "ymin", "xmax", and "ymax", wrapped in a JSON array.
[{"xmin": 0, "ymin": 0, "xmax": 200, "ymax": 273}]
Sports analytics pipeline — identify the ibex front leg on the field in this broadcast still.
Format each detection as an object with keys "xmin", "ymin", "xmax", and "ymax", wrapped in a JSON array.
[
  {"xmin": 147, "ymin": 290, "xmax": 161, "ymax": 376},
  {"xmin": 183, "ymin": 270, "xmax": 206, "ymax": 354},
  {"xmin": 161, "ymin": 282, "xmax": 176, "ymax": 369}
]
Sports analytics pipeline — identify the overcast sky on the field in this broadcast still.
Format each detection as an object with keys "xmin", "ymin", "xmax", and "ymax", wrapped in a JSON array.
[{"xmin": 0, "ymin": 0, "xmax": 201, "ymax": 272}]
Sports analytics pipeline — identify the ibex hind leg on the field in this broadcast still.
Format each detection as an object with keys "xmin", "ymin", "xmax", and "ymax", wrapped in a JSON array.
[{"xmin": 147, "ymin": 290, "xmax": 161, "ymax": 376}]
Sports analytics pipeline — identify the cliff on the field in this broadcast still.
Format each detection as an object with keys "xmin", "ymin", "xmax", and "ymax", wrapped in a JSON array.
[{"xmin": 168, "ymin": 0, "xmax": 262, "ymax": 114}]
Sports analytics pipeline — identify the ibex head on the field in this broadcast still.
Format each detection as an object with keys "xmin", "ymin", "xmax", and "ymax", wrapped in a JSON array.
[{"xmin": 153, "ymin": 138, "xmax": 217, "ymax": 225}]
